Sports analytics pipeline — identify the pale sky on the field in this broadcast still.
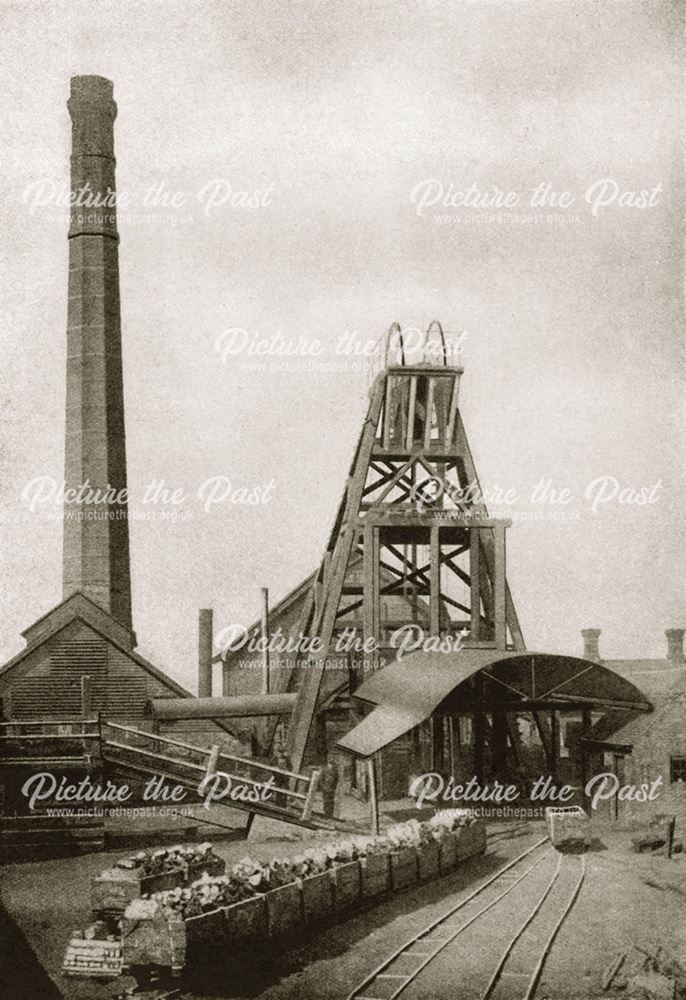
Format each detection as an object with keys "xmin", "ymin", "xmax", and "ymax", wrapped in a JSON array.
[{"xmin": 0, "ymin": 0, "xmax": 683, "ymax": 691}]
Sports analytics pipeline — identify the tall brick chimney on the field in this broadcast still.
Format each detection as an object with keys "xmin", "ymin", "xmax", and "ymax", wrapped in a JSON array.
[
  {"xmin": 581, "ymin": 628, "xmax": 601, "ymax": 662},
  {"xmin": 62, "ymin": 77, "xmax": 132, "ymax": 632},
  {"xmin": 665, "ymin": 628, "xmax": 685, "ymax": 663}
]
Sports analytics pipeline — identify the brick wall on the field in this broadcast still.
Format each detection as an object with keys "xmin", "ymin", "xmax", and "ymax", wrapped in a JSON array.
[{"xmin": 623, "ymin": 686, "xmax": 686, "ymax": 825}]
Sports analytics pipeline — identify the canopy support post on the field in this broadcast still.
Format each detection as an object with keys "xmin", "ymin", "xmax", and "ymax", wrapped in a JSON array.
[
  {"xmin": 550, "ymin": 709, "xmax": 560, "ymax": 784},
  {"xmin": 474, "ymin": 674, "xmax": 485, "ymax": 783}
]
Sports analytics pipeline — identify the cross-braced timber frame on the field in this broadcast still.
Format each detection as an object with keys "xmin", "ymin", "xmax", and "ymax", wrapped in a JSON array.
[{"xmin": 285, "ymin": 322, "xmax": 525, "ymax": 769}]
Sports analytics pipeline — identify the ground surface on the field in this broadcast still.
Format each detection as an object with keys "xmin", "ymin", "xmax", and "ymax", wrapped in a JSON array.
[{"xmin": 1, "ymin": 816, "xmax": 685, "ymax": 1000}]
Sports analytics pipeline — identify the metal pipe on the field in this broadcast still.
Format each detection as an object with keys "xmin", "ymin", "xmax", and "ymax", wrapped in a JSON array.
[{"xmin": 146, "ymin": 694, "xmax": 297, "ymax": 721}]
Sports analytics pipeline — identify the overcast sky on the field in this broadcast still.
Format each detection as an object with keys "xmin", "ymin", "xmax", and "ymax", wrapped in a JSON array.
[{"xmin": 0, "ymin": 0, "xmax": 683, "ymax": 691}]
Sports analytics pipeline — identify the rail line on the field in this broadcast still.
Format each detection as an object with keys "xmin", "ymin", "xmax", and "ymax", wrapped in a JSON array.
[
  {"xmin": 347, "ymin": 838, "xmax": 586, "ymax": 1000},
  {"xmin": 480, "ymin": 852, "xmax": 586, "ymax": 1000}
]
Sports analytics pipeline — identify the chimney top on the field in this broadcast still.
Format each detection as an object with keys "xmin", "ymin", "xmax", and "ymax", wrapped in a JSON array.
[
  {"xmin": 665, "ymin": 628, "xmax": 685, "ymax": 663},
  {"xmin": 68, "ymin": 76, "xmax": 117, "ymax": 161},
  {"xmin": 581, "ymin": 628, "xmax": 601, "ymax": 662},
  {"xmin": 70, "ymin": 75, "xmax": 114, "ymax": 100}
]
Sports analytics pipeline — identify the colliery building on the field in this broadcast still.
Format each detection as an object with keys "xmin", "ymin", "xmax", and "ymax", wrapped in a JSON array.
[
  {"xmin": 219, "ymin": 339, "xmax": 686, "ymax": 824},
  {"xmin": 1, "ymin": 76, "xmax": 684, "ymax": 854}
]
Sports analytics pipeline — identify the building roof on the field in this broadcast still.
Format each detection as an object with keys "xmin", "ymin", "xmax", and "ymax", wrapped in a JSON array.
[
  {"xmin": 336, "ymin": 649, "xmax": 651, "ymax": 758},
  {"xmin": 1, "ymin": 591, "xmax": 196, "ymax": 703},
  {"xmin": 583, "ymin": 658, "xmax": 686, "ymax": 748},
  {"xmin": 0, "ymin": 591, "xmax": 243, "ymax": 738},
  {"xmin": 20, "ymin": 591, "xmax": 136, "ymax": 650},
  {"xmin": 602, "ymin": 659, "xmax": 686, "ymax": 700}
]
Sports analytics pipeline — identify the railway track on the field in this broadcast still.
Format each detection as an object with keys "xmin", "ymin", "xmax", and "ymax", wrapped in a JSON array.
[{"xmin": 348, "ymin": 838, "xmax": 586, "ymax": 1000}]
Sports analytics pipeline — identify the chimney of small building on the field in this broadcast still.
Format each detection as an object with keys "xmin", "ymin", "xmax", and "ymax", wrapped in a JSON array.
[
  {"xmin": 665, "ymin": 628, "xmax": 685, "ymax": 664},
  {"xmin": 581, "ymin": 628, "xmax": 601, "ymax": 662},
  {"xmin": 198, "ymin": 609, "xmax": 214, "ymax": 697},
  {"xmin": 261, "ymin": 588, "xmax": 270, "ymax": 695},
  {"xmin": 62, "ymin": 76, "xmax": 133, "ymax": 632}
]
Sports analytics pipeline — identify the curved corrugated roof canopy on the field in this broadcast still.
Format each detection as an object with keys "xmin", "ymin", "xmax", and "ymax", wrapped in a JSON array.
[{"xmin": 336, "ymin": 649, "xmax": 652, "ymax": 758}]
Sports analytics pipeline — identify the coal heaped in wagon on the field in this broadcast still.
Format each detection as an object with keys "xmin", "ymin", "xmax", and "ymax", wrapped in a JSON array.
[{"xmin": 115, "ymin": 813, "xmax": 485, "ymax": 977}]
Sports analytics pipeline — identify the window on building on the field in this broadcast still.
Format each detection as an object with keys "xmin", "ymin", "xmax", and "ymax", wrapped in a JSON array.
[{"xmin": 670, "ymin": 756, "xmax": 686, "ymax": 783}]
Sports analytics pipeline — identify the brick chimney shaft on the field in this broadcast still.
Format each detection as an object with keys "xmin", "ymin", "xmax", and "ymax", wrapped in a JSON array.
[
  {"xmin": 62, "ymin": 76, "xmax": 132, "ymax": 631},
  {"xmin": 581, "ymin": 628, "xmax": 601, "ymax": 662},
  {"xmin": 666, "ymin": 629, "xmax": 685, "ymax": 663}
]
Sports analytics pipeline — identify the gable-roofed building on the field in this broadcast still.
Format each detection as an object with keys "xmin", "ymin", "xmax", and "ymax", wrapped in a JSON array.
[
  {"xmin": 0, "ymin": 76, "xmax": 231, "ymax": 738},
  {"xmin": 0, "ymin": 590, "xmax": 234, "ymax": 746},
  {"xmin": 0, "ymin": 78, "xmax": 244, "ymax": 851}
]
